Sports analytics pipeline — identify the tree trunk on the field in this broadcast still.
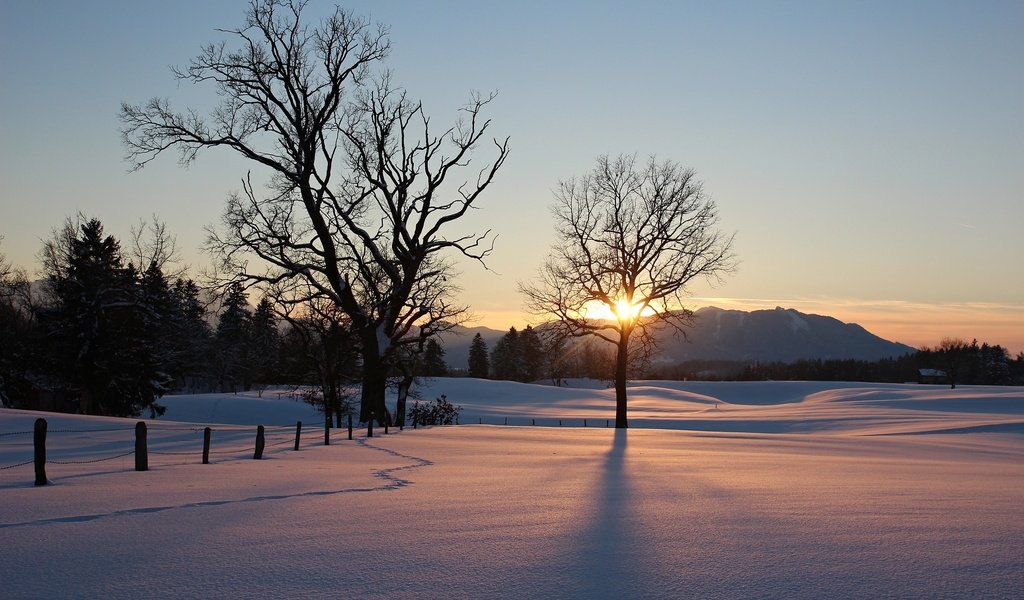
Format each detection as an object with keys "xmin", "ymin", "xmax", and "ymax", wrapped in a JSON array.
[
  {"xmin": 358, "ymin": 338, "xmax": 390, "ymax": 426},
  {"xmin": 614, "ymin": 331, "xmax": 629, "ymax": 429},
  {"xmin": 395, "ymin": 375, "xmax": 412, "ymax": 428}
]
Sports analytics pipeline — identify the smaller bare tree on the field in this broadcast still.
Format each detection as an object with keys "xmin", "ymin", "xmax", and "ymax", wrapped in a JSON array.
[{"xmin": 521, "ymin": 154, "xmax": 736, "ymax": 428}]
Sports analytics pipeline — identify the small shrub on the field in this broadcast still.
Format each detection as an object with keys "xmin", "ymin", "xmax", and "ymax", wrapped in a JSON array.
[{"xmin": 409, "ymin": 394, "xmax": 461, "ymax": 426}]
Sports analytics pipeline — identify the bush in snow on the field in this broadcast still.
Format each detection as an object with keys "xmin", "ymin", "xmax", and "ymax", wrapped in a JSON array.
[{"xmin": 409, "ymin": 394, "xmax": 461, "ymax": 426}]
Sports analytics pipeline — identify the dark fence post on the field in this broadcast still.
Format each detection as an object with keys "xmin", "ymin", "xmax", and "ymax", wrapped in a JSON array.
[
  {"xmin": 367, "ymin": 412, "xmax": 374, "ymax": 438},
  {"xmin": 584, "ymin": 419, "xmax": 587, "ymax": 427},
  {"xmin": 324, "ymin": 414, "xmax": 330, "ymax": 446},
  {"xmin": 33, "ymin": 418, "xmax": 47, "ymax": 486},
  {"xmin": 347, "ymin": 413, "xmax": 353, "ymax": 440},
  {"xmin": 505, "ymin": 417, "xmax": 508, "ymax": 426},
  {"xmin": 294, "ymin": 421, "xmax": 302, "ymax": 451},
  {"xmin": 532, "ymin": 418, "xmax": 535, "ymax": 426},
  {"xmin": 606, "ymin": 419, "xmax": 609, "ymax": 428},
  {"xmin": 559, "ymin": 419, "xmax": 562, "ymax": 427},
  {"xmin": 254, "ymin": 425, "xmax": 265, "ymax": 459},
  {"xmin": 202, "ymin": 427, "xmax": 211, "ymax": 464},
  {"xmin": 135, "ymin": 421, "xmax": 148, "ymax": 472},
  {"xmin": 384, "ymin": 419, "xmax": 389, "ymax": 435},
  {"xmin": 413, "ymin": 415, "xmax": 417, "ymax": 429}
]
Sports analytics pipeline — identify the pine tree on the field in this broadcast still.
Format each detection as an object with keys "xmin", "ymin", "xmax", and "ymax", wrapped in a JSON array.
[
  {"xmin": 519, "ymin": 325, "xmax": 545, "ymax": 382},
  {"xmin": 249, "ymin": 297, "xmax": 281, "ymax": 388},
  {"xmin": 490, "ymin": 327, "xmax": 521, "ymax": 381},
  {"xmin": 419, "ymin": 338, "xmax": 449, "ymax": 377},
  {"xmin": 170, "ymin": 278, "xmax": 212, "ymax": 390},
  {"xmin": 214, "ymin": 282, "xmax": 252, "ymax": 392},
  {"xmin": 40, "ymin": 218, "xmax": 166, "ymax": 416},
  {"xmin": 467, "ymin": 333, "xmax": 490, "ymax": 378}
]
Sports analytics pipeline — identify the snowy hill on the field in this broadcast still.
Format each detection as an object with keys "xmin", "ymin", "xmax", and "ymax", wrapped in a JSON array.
[{"xmin": 3, "ymin": 380, "xmax": 1022, "ymax": 599}]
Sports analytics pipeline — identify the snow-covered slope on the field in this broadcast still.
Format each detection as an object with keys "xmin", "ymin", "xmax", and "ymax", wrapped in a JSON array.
[{"xmin": 2, "ymin": 380, "xmax": 1022, "ymax": 599}]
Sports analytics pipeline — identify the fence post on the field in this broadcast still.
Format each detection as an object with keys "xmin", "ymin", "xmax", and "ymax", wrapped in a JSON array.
[
  {"xmin": 33, "ymin": 418, "xmax": 48, "ymax": 486},
  {"xmin": 559, "ymin": 419, "xmax": 562, "ymax": 427},
  {"xmin": 202, "ymin": 427, "xmax": 211, "ymax": 464},
  {"xmin": 254, "ymin": 425, "xmax": 265, "ymax": 459},
  {"xmin": 584, "ymin": 419, "xmax": 587, "ymax": 427},
  {"xmin": 348, "ymin": 413, "xmax": 353, "ymax": 440},
  {"xmin": 368, "ymin": 412, "xmax": 374, "ymax": 438},
  {"xmin": 532, "ymin": 418, "xmax": 535, "ymax": 426},
  {"xmin": 384, "ymin": 419, "xmax": 389, "ymax": 435},
  {"xmin": 294, "ymin": 421, "xmax": 302, "ymax": 451},
  {"xmin": 606, "ymin": 419, "xmax": 609, "ymax": 428},
  {"xmin": 413, "ymin": 414, "xmax": 417, "ymax": 429},
  {"xmin": 324, "ymin": 414, "xmax": 330, "ymax": 446},
  {"xmin": 505, "ymin": 417, "xmax": 508, "ymax": 426},
  {"xmin": 135, "ymin": 421, "xmax": 148, "ymax": 472}
]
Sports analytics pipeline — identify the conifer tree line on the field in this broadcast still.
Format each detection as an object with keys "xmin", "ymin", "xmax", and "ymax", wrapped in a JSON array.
[
  {"xmin": 0, "ymin": 218, "xmax": 362, "ymax": 417},
  {"xmin": 466, "ymin": 327, "xmax": 618, "ymax": 383}
]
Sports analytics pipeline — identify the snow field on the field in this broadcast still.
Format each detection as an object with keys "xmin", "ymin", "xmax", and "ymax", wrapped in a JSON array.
[{"xmin": 2, "ymin": 379, "xmax": 1023, "ymax": 598}]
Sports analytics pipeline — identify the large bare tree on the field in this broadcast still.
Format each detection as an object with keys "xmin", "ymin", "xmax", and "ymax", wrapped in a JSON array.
[
  {"xmin": 121, "ymin": 0, "xmax": 508, "ymax": 424},
  {"xmin": 521, "ymin": 155, "xmax": 735, "ymax": 428}
]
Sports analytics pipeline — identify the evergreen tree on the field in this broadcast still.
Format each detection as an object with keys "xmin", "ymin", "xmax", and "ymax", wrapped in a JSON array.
[
  {"xmin": 170, "ymin": 278, "xmax": 213, "ymax": 390},
  {"xmin": 419, "ymin": 338, "xmax": 449, "ymax": 377},
  {"xmin": 214, "ymin": 282, "xmax": 252, "ymax": 392},
  {"xmin": 40, "ymin": 218, "xmax": 166, "ymax": 416},
  {"xmin": 249, "ymin": 297, "xmax": 281, "ymax": 387},
  {"xmin": 490, "ymin": 327, "xmax": 521, "ymax": 381},
  {"xmin": 519, "ymin": 325, "xmax": 545, "ymax": 382},
  {"xmin": 467, "ymin": 333, "xmax": 490, "ymax": 378}
]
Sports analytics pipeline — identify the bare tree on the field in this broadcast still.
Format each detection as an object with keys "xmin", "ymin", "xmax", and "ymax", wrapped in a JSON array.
[
  {"xmin": 121, "ymin": 0, "xmax": 508, "ymax": 424},
  {"xmin": 128, "ymin": 217, "xmax": 185, "ymax": 278},
  {"xmin": 521, "ymin": 155, "xmax": 735, "ymax": 428},
  {"xmin": 388, "ymin": 261, "xmax": 470, "ymax": 428},
  {"xmin": 269, "ymin": 280, "xmax": 358, "ymax": 428}
]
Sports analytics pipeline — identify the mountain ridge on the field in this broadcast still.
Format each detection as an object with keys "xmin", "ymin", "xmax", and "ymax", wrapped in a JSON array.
[{"xmin": 438, "ymin": 306, "xmax": 915, "ymax": 370}]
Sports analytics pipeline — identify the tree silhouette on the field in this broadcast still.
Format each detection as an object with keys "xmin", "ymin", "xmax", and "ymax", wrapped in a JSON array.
[
  {"xmin": 521, "ymin": 155, "xmax": 735, "ymax": 427},
  {"xmin": 121, "ymin": 0, "xmax": 508, "ymax": 425}
]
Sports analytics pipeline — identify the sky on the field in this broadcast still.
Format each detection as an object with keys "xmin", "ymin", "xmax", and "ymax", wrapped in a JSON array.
[{"xmin": 1, "ymin": 0, "xmax": 1021, "ymax": 353}]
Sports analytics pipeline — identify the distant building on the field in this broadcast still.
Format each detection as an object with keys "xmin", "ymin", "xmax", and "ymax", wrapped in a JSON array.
[{"xmin": 918, "ymin": 368, "xmax": 947, "ymax": 385}]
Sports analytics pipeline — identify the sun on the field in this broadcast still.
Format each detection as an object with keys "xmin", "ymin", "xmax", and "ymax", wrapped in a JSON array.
[
  {"xmin": 582, "ymin": 299, "xmax": 652, "ymax": 323},
  {"xmin": 614, "ymin": 299, "xmax": 644, "ymax": 322}
]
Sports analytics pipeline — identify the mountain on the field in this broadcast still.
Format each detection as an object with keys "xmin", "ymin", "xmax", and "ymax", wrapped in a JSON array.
[
  {"xmin": 657, "ymin": 306, "xmax": 915, "ymax": 363},
  {"xmin": 438, "ymin": 306, "xmax": 915, "ymax": 370}
]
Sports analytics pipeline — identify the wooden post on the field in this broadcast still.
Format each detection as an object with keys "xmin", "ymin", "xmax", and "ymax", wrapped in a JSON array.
[
  {"xmin": 606, "ymin": 419, "xmax": 609, "ymax": 428},
  {"xmin": 504, "ymin": 417, "xmax": 508, "ymax": 426},
  {"xmin": 368, "ymin": 413, "xmax": 374, "ymax": 438},
  {"xmin": 413, "ymin": 415, "xmax": 417, "ymax": 429},
  {"xmin": 254, "ymin": 425, "xmax": 265, "ymax": 459},
  {"xmin": 559, "ymin": 419, "xmax": 562, "ymax": 427},
  {"xmin": 384, "ymin": 419, "xmax": 389, "ymax": 435},
  {"xmin": 324, "ymin": 414, "xmax": 330, "ymax": 446},
  {"xmin": 33, "ymin": 418, "xmax": 47, "ymax": 486},
  {"xmin": 532, "ymin": 418, "xmax": 535, "ymax": 426},
  {"xmin": 294, "ymin": 421, "xmax": 302, "ymax": 451},
  {"xmin": 347, "ymin": 413, "xmax": 353, "ymax": 440},
  {"xmin": 202, "ymin": 427, "xmax": 211, "ymax": 464},
  {"xmin": 584, "ymin": 419, "xmax": 587, "ymax": 427},
  {"xmin": 135, "ymin": 421, "xmax": 148, "ymax": 472},
  {"xmin": 479, "ymin": 417, "xmax": 482, "ymax": 425}
]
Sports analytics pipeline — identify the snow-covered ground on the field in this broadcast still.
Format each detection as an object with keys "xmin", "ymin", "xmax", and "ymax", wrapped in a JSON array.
[{"xmin": 2, "ymin": 379, "xmax": 1023, "ymax": 599}]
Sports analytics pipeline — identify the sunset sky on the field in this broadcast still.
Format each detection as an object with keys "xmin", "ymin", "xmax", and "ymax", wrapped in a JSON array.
[{"xmin": 1, "ymin": 1, "xmax": 1021, "ymax": 353}]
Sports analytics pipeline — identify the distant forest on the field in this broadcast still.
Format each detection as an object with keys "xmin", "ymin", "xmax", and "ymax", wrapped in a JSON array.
[
  {"xmin": 2, "ymin": 218, "xmax": 1021, "ymax": 418},
  {"xmin": 476, "ymin": 326, "xmax": 1024, "ymax": 388}
]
